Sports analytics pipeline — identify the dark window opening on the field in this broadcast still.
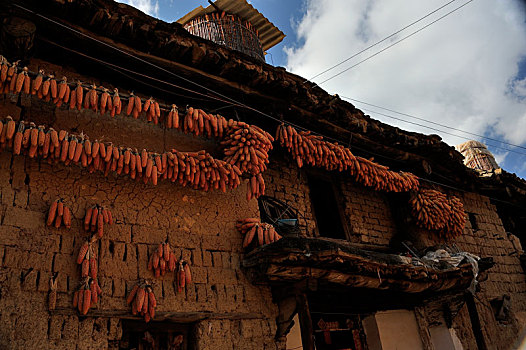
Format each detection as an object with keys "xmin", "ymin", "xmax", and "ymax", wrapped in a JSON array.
[
  {"xmin": 468, "ymin": 213, "xmax": 479, "ymax": 231},
  {"xmin": 307, "ymin": 175, "xmax": 346, "ymax": 239},
  {"xmin": 120, "ymin": 320, "xmax": 190, "ymax": 350},
  {"xmin": 495, "ymin": 203, "xmax": 526, "ymax": 250},
  {"xmin": 490, "ymin": 295, "xmax": 512, "ymax": 323}
]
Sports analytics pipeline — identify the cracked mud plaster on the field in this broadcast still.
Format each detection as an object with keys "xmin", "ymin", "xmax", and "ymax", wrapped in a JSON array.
[{"xmin": 0, "ymin": 70, "xmax": 281, "ymax": 348}]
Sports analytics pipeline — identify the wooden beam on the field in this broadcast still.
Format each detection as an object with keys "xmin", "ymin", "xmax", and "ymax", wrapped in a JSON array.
[
  {"xmin": 263, "ymin": 264, "xmax": 473, "ymax": 293},
  {"xmin": 244, "ymin": 238, "xmax": 483, "ymax": 294},
  {"xmin": 50, "ymin": 308, "xmax": 265, "ymax": 322}
]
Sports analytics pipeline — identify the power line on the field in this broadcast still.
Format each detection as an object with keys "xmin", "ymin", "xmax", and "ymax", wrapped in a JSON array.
[
  {"xmin": 344, "ymin": 96, "xmax": 526, "ymax": 151},
  {"xmin": 355, "ymin": 105, "xmax": 526, "ymax": 156},
  {"xmin": 44, "ymin": 35, "xmax": 370, "ymax": 153},
  {"xmin": 13, "ymin": 4, "xmax": 526, "ymax": 209},
  {"xmin": 15, "ymin": 1, "xmax": 480, "ymax": 154},
  {"xmin": 29, "ymin": 3, "xmax": 525, "ymax": 162},
  {"xmin": 43, "ymin": 37, "xmax": 501, "ymax": 184},
  {"xmin": 355, "ymin": 104, "xmax": 526, "ymax": 155},
  {"xmin": 38, "ymin": 19, "xmax": 526, "ymax": 160},
  {"xmin": 12, "ymin": 3, "xmax": 276, "ymax": 121},
  {"xmin": 35, "ymin": 30, "xmax": 322, "ymax": 137},
  {"xmin": 418, "ymin": 177, "xmax": 526, "ymax": 210},
  {"xmin": 26, "ymin": 53, "xmax": 526, "ymax": 208},
  {"xmin": 307, "ymin": 0, "xmax": 457, "ymax": 81},
  {"xmin": 34, "ymin": 38, "xmax": 421, "ymax": 174},
  {"xmin": 40, "ymin": 38, "xmax": 237, "ymax": 106},
  {"xmin": 317, "ymin": 0, "xmax": 474, "ymax": 85},
  {"xmin": 18, "ymin": 6, "xmax": 326, "ymax": 136}
]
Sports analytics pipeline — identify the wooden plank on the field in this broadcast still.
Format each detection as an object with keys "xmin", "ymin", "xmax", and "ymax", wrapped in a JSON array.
[
  {"xmin": 50, "ymin": 308, "xmax": 265, "ymax": 322},
  {"xmin": 263, "ymin": 263, "xmax": 473, "ymax": 293}
]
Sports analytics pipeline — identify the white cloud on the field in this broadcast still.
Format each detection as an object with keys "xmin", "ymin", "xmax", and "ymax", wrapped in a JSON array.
[
  {"xmin": 285, "ymin": 0, "xmax": 526, "ymax": 157},
  {"xmin": 119, "ymin": 0, "xmax": 159, "ymax": 16},
  {"xmin": 493, "ymin": 151, "xmax": 508, "ymax": 167},
  {"xmin": 509, "ymin": 77, "xmax": 526, "ymax": 101}
]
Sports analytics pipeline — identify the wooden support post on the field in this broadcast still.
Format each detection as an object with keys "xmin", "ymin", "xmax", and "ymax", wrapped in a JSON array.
[
  {"xmin": 465, "ymin": 293, "xmax": 488, "ymax": 350},
  {"xmin": 296, "ymin": 293, "xmax": 315, "ymax": 350},
  {"xmin": 414, "ymin": 306, "xmax": 435, "ymax": 350}
]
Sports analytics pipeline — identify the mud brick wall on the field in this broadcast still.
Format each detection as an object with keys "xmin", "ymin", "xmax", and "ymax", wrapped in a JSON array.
[
  {"xmin": 263, "ymin": 156, "xmax": 398, "ymax": 244},
  {"xmin": 263, "ymin": 157, "xmax": 317, "ymax": 237},
  {"xmin": 455, "ymin": 192, "xmax": 526, "ymax": 350},
  {"xmin": 0, "ymin": 56, "xmax": 524, "ymax": 350},
  {"xmin": 338, "ymin": 176, "xmax": 397, "ymax": 247},
  {"xmin": 0, "ymin": 59, "xmax": 282, "ymax": 349},
  {"xmin": 193, "ymin": 319, "xmax": 284, "ymax": 350},
  {"xmin": 458, "ymin": 192, "xmax": 526, "ymax": 308},
  {"xmin": 407, "ymin": 190, "xmax": 526, "ymax": 350}
]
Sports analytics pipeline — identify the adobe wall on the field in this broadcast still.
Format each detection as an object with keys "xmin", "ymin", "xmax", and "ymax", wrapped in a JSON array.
[
  {"xmin": 263, "ymin": 158, "xmax": 397, "ymax": 246},
  {"xmin": 339, "ymin": 175, "xmax": 398, "ymax": 247},
  {"xmin": 453, "ymin": 191, "xmax": 526, "ymax": 350},
  {"xmin": 384, "ymin": 189, "xmax": 526, "ymax": 350},
  {"xmin": 263, "ymin": 157, "xmax": 317, "ymax": 237},
  {"xmin": 264, "ymin": 155, "xmax": 526, "ymax": 349},
  {"xmin": 0, "ymin": 59, "xmax": 283, "ymax": 349},
  {"xmin": 0, "ymin": 56, "xmax": 524, "ymax": 350}
]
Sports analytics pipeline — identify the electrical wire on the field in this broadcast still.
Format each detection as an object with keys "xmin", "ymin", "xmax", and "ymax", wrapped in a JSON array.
[
  {"xmin": 39, "ymin": 8, "xmax": 524, "ymax": 184},
  {"xmin": 36, "ymin": 40, "xmax": 526, "ymax": 193},
  {"xmin": 39, "ymin": 38, "xmax": 242, "ymax": 109},
  {"xmin": 12, "ymin": 3, "xmax": 279, "ymax": 121},
  {"xmin": 12, "ymin": 4, "xmax": 525, "ymax": 209},
  {"xmin": 38, "ymin": 31, "xmax": 526, "ymax": 174},
  {"xmin": 317, "ymin": 0, "xmax": 474, "ymax": 85},
  {"xmin": 103, "ymin": 63, "xmax": 222, "ymax": 103},
  {"xmin": 39, "ymin": 33, "xmax": 323, "ymax": 135},
  {"xmin": 344, "ymin": 96, "xmax": 526, "ymax": 151},
  {"xmin": 418, "ymin": 177, "xmax": 526, "ymax": 210},
  {"xmin": 37, "ymin": 37, "xmax": 339, "ymax": 143},
  {"xmin": 356, "ymin": 106, "xmax": 526, "ymax": 157},
  {"xmin": 42, "ymin": 43, "xmax": 397, "ymax": 160},
  {"xmin": 17, "ymin": 2, "xmax": 482, "ymax": 154},
  {"xmin": 15, "ymin": 59, "xmax": 526, "ymax": 211},
  {"xmin": 306, "ymin": 0, "xmax": 457, "ymax": 81}
]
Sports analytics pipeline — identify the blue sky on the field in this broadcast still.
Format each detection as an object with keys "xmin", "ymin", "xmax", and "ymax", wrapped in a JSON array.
[{"xmin": 122, "ymin": 0, "xmax": 526, "ymax": 179}]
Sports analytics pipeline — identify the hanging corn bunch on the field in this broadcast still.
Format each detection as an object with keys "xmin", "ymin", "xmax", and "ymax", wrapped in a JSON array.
[
  {"xmin": 83, "ymin": 205, "xmax": 113, "ymax": 238},
  {"xmin": 409, "ymin": 188, "xmax": 466, "ymax": 240},
  {"xmin": 73, "ymin": 277, "xmax": 102, "ymax": 315},
  {"xmin": 127, "ymin": 280, "xmax": 157, "ymax": 323},
  {"xmin": 147, "ymin": 242, "xmax": 177, "ymax": 278},
  {"xmin": 46, "ymin": 199, "xmax": 72, "ymax": 229},
  {"xmin": 276, "ymin": 124, "xmax": 419, "ymax": 192},
  {"xmin": 235, "ymin": 218, "xmax": 282, "ymax": 248},
  {"xmin": 0, "ymin": 117, "xmax": 243, "ymax": 192}
]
